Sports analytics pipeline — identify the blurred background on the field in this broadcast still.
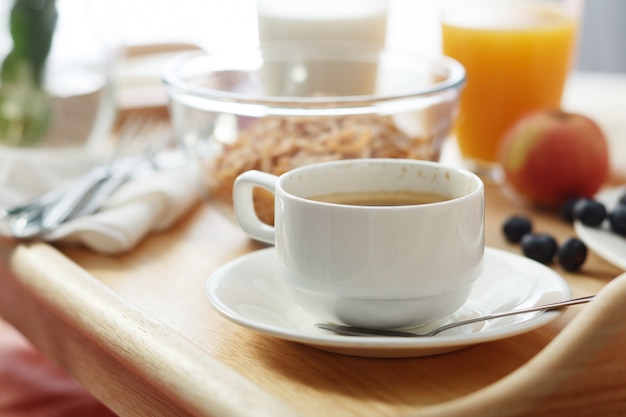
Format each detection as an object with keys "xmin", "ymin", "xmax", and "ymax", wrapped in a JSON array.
[
  {"xmin": 577, "ymin": 0, "xmax": 626, "ymax": 72},
  {"xmin": 1, "ymin": 0, "xmax": 622, "ymax": 173},
  {"xmin": 115, "ymin": 0, "xmax": 625, "ymax": 70},
  {"xmin": 113, "ymin": 0, "xmax": 625, "ymax": 107},
  {"xmin": 4, "ymin": 0, "xmax": 621, "ymax": 116}
]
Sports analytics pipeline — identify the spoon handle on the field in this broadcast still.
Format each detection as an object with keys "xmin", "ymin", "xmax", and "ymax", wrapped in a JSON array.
[
  {"xmin": 430, "ymin": 295, "xmax": 595, "ymax": 336},
  {"xmin": 316, "ymin": 295, "xmax": 595, "ymax": 338}
]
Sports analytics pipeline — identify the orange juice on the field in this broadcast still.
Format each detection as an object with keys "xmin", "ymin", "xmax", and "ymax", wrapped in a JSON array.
[{"xmin": 442, "ymin": 4, "xmax": 578, "ymax": 168}]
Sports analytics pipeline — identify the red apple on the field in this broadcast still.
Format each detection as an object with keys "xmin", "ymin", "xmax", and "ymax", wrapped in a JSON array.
[{"xmin": 498, "ymin": 109, "xmax": 609, "ymax": 208}]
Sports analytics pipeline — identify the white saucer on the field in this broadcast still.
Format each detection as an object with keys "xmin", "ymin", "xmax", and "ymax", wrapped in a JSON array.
[
  {"xmin": 206, "ymin": 247, "xmax": 571, "ymax": 358},
  {"xmin": 575, "ymin": 185, "xmax": 626, "ymax": 271}
]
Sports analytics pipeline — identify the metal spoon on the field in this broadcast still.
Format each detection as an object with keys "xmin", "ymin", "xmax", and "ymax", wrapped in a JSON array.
[{"xmin": 315, "ymin": 295, "xmax": 595, "ymax": 338}]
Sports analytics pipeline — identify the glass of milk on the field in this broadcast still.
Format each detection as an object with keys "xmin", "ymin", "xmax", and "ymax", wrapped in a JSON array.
[
  {"xmin": 257, "ymin": 0, "xmax": 388, "ymax": 49},
  {"xmin": 256, "ymin": 0, "xmax": 389, "ymax": 96}
]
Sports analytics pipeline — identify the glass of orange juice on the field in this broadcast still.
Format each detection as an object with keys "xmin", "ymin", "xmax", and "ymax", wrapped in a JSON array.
[{"xmin": 441, "ymin": 0, "xmax": 583, "ymax": 180}]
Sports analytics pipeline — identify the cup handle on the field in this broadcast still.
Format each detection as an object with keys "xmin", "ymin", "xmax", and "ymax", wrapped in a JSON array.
[{"xmin": 233, "ymin": 170, "xmax": 277, "ymax": 244}]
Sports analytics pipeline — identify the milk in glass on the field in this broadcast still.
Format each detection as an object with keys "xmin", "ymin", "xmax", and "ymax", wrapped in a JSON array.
[{"xmin": 257, "ymin": 0, "xmax": 388, "ymax": 96}]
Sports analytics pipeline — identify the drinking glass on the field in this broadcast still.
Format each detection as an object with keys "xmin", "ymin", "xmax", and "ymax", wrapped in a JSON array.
[
  {"xmin": 441, "ymin": 0, "xmax": 584, "ymax": 180},
  {"xmin": 256, "ymin": 0, "xmax": 389, "ymax": 96},
  {"xmin": 0, "ymin": 0, "xmax": 119, "ymax": 153},
  {"xmin": 257, "ymin": 0, "xmax": 388, "ymax": 49}
]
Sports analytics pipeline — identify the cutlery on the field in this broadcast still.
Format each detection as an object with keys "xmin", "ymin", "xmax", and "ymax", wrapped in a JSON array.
[
  {"xmin": 0, "ymin": 170, "xmax": 115, "ymax": 239},
  {"xmin": 0, "ymin": 118, "xmax": 171, "ymax": 239},
  {"xmin": 315, "ymin": 295, "xmax": 595, "ymax": 337}
]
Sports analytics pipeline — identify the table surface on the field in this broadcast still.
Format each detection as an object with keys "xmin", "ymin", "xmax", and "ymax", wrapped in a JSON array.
[{"xmin": 1, "ymin": 73, "xmax": 626, "ymax": 417}]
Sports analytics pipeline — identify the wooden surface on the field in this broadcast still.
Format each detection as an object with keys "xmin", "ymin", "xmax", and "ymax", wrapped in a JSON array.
[{"xmin": 1, "ymin": 173, "xmax": 625, "ymax": 416}]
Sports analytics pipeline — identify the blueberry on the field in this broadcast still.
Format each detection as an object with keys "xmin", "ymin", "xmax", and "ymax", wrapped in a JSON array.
[
  {"xmin": 502, "ymin": 215, "xmax": 532, "ymax": 243},
  {"xmin": 558, "ymin": 238, "xmax": 588, "ymax": 272},
  {"xmin": 520, "ymin": 233, "xmax": 558, "ymax": 264},
  {"xmin": 609, "ymin": 205, "xmax": 626, "ymax": 236},
  {"xmin": 573, "ymin": 199, "xmax": 607, "ymax": 227},
  {"xmin": 560, "ymin": 198, "xmax": 580, "ymax": 224}
]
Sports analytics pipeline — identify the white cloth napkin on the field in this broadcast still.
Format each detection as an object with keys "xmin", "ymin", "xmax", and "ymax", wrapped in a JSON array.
[{"xmin": 0, "ymin": 148, "xmax": 200, "ymax": 254}]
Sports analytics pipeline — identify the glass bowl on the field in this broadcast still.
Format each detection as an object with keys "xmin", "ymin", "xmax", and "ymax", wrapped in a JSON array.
[{"xmin": 163, "ymin": 46, "xmax": 465, "ymax": 224}]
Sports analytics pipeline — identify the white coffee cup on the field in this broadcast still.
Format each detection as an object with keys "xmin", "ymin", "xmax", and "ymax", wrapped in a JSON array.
[{"xmin": 233, "ymin": 159, "xmax": 484, "ymax": 329}]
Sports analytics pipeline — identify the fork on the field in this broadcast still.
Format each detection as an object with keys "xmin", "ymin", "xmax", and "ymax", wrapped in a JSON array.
[
  {"xmin": 41, "ymin": 118, "xmax": 169, "ymax": 226},
  {"xmin": 315, "ymin": 295, "xmax": 595, "ymax": 338},
  {"xmin": 2, "ymin": 117, "xmax": 171, "ymax": 239}
]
